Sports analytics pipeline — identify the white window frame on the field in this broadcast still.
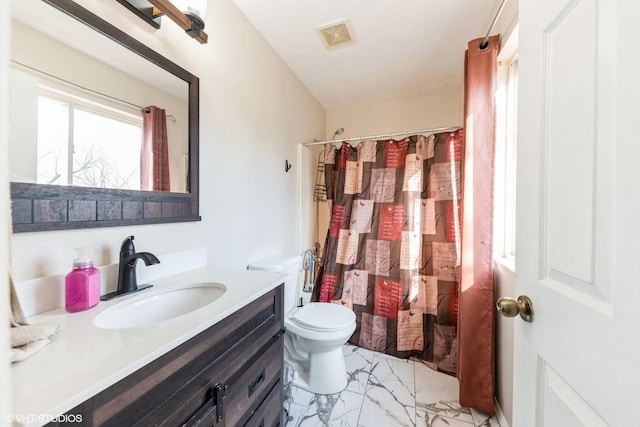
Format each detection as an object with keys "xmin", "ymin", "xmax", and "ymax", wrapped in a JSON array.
[
  {"xmin": 37, "ymin": 80, "xmax": 143, "ymax": 187},
  {"xmin": 39, "ymin": 81, "xmax": 142, "ymax": 128},
  {"xmin": 494, "ymin": 25, "xmax": 518, "ymax": 271}
]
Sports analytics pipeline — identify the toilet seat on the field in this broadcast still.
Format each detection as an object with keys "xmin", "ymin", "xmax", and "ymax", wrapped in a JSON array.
[{"xmin": 290, "ymin": 302, "xmax": 355, "ymax": 332}]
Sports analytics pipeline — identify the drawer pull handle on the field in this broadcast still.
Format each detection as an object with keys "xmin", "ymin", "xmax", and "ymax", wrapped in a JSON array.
[
  {"xmin": 248, "ymin": 370, "xmax": 265, "ymax": 397},
  {"xmin": 214, "ymin": 383, "xmax": 227, "ymax": 423}
]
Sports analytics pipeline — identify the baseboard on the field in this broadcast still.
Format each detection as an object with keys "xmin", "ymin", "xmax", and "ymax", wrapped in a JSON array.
[{"xmin": 494, "ymin": 397, "xmax": 510, "ymax": 427}]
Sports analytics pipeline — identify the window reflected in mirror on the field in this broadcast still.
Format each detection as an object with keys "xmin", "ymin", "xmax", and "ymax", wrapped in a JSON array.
[
  {"xmin": 9, "ymin": 20, "xmax": 189, "ymax": 193},
  {"xmin": 36, "ymin": 93, "xmax": 143, "ymax": 190}
]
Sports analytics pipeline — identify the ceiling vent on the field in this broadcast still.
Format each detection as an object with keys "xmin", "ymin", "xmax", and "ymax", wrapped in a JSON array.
[{"xmin": 317, "ymin": 20, "xmax": 354, "ymax": 49}]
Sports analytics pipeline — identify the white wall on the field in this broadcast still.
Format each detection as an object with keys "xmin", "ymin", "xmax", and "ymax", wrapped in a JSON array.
[
  {"xmin": 326, "ymin": 91, "xmax": 463, "ymax": 140},
  {"xmin": 8, "ymin": 0, "xmax": 324, "ymax": 293},
  {"xmin": 1, "ymin": 0, "xmax": 11, "ymax": 423}
]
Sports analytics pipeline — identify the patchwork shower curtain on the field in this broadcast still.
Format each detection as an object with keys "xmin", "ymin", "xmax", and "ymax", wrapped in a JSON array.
[{"xmin": 312, "ymin": 131, "xmax": 464, "ymax": 376}]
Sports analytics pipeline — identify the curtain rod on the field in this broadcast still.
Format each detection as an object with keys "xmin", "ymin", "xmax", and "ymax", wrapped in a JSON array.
[
  {"xmin": 480, "ymin": 0, "xmax": 508, "ymax": 49},
  {"xmin": 10, "ymin": 59, "xmax": 176, "ymax": 122},
  {"xmin": 302, "ymin": 126, "xmax": 462, "ymax": 147}
]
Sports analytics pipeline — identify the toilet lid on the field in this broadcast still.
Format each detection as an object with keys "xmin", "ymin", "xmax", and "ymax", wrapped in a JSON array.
[{"xmin": 291, "ymin": 303, "xmax": 355, "ymax": 332}]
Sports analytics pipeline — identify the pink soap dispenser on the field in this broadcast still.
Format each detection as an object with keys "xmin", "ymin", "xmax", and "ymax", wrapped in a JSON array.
[{"xmin": 65, "ymin": 247, "xmax": 100, "ymax": 313}]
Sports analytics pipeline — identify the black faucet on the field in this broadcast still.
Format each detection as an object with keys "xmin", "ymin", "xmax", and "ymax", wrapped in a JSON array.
[{"xmin": 101, "ymin": 236, "xmax": 160, "ymax": 301}]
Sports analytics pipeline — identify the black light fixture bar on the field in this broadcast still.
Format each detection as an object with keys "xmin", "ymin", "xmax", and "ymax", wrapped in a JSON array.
[{"xmin": 115, "ymin": 0, "xmax": 161, "ymax": 29}]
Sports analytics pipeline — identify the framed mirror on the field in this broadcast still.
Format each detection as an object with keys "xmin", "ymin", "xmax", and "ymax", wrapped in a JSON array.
[{"xmin": 9, "ymin": 0, "xmax": 200, "ymax": 232}]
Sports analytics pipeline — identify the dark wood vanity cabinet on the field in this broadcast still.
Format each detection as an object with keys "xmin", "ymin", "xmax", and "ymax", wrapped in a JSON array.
[{"xmin": 50, "ymin": 285, "xmax": 284, "ymax": 427}]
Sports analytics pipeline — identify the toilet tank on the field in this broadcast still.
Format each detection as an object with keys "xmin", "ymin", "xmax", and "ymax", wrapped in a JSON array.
[{"xmin": 247, "ymin": 254, "xmax": 301, "ymax": 313}]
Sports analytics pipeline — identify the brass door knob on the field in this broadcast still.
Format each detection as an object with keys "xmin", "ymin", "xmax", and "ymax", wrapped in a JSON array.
[{"xmin": 496, "ymin": 295, "xmax": 534, "ymax": 322}]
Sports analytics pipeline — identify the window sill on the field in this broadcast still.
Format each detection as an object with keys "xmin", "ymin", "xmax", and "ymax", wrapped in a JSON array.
[{"xmin": 494, "ymin": 255, "xmax": 515, "ymax": 274}]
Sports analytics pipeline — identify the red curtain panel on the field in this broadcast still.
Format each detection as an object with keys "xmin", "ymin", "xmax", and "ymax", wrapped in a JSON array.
[{"xmin": 458, "ymin": 34, "xmax": 500, "ymax": 415}]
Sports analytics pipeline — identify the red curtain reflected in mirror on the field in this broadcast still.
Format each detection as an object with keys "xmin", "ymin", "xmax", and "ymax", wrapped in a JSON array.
[{"xmin": 141, "ymin": 106, "xmax": 170, "ymax": 192}]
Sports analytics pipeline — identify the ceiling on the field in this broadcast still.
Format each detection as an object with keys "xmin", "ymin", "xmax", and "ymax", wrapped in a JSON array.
[{"xmin": 232, "ymin": 0, "xmax": 500, "ymax": 110}]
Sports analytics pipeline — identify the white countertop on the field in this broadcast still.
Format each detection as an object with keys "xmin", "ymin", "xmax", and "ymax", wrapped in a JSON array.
[{"xmin": 10, "ymin": 266, "xmax": 286, "ymax": 427}]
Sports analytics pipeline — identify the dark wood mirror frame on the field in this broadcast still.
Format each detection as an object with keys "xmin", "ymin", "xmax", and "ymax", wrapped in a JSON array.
[{"xmin": 11, "ymin": 0, "xmax": 200, "ymax": 233}]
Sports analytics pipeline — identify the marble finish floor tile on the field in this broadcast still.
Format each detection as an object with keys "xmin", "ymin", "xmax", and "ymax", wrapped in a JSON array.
[
  {"xmin": 369, "ymin": 354, "xmax": 415, "ymax": 385},
  {"xmin": 288, "ymin": 390, "xmax": 364, "ymax": 427},
  {"xmin": 414, "ymin": 362, "xmax": 474, "ymax": 424},
  {"xmin": 471, "ymin": 408, "xmax": 501, "ymax": 427},
  {"xmin": 358, "ymin": 380, "xmax": 416, "ymax": 427},
  {"xmin": 286, "ymin": 345, "xmax": 501, "ymax": 427},
  {"xmin": 416, "ymin": 410, "xmax": 474, "ymax": 427},
  {"xmin": 343, "ymin": 345, "xmax": 375, "ymax": 394}
]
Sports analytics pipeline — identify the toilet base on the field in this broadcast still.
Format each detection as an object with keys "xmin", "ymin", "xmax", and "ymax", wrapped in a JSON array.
[{"xmin": 285, "ymin": 345, "xmax": 348, "ymax": 395}]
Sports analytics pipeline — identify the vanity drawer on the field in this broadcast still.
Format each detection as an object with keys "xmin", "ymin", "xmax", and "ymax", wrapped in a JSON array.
[
  {"xmin": 148, "ymin": 333, "xmax": 283, "ymax": 426},
  {"xmin": 244, "ymin": 380, "xmax": 284, "ymax": 427},
  {"xmin": 223, "ymin": 334, "xmax": 283, "ymax": 426}
]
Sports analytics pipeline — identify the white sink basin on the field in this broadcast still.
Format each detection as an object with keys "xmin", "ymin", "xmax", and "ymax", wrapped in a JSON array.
[{"xmin": 94, "ymin": 283, "xmax": 226, "ymax": 329}]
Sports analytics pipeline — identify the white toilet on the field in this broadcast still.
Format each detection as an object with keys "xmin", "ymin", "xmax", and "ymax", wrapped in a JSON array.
[{"xmin": 247, "ymin": 254, "xmax": 356, "ymax": 395}]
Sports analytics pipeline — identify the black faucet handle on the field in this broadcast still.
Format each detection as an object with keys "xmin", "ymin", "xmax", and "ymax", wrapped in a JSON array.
[{"xmin": 121, "ymin": 236, "xmax": 135, "ymax": 255}]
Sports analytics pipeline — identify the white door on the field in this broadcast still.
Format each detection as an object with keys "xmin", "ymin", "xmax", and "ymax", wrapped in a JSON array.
[{"xmin": 513, "ymin": 0, "xmax": 640, "ymax": 425}]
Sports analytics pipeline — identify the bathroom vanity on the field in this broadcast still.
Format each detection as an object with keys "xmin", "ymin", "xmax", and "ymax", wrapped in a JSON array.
[
  {"xmin": 55, "ymin": 286, "xmax": 283, "ymax": 426},
  {"xmin": 10, "ymin": 267, "xmax": 286, "ymax": 427}
]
